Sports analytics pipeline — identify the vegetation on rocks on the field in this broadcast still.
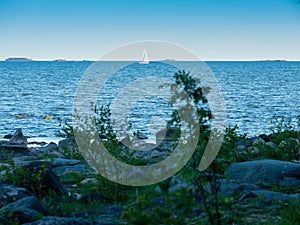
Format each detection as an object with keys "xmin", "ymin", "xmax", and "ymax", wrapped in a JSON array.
[{"xmin": 1, "ymin": 70, "xmax": 300, "ymax": 224}]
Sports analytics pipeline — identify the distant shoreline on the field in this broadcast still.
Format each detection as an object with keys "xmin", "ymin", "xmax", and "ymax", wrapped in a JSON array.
[{"xmin": 1, "ymin": 58, "xmax": 300, "ymax": 62}]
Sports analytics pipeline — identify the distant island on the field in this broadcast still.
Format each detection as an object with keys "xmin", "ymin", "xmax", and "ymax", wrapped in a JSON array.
[{"xmin": 5, "ymin": 57, "xmax": 33, "ymax": 61}]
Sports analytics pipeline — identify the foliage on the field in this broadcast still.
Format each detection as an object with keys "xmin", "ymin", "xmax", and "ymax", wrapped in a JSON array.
[
  {"xmin": 50, "ymin": 70, "xmax": 300, "ymax": 224},
  {"xmin": 0, "ymin": 158, "xmax": 48, "ymax": 198},
  {"xmin": 168, "ymin": 70, "xmax": 241, "ymax": 224},
  {"xmin": 57, "ymin": 118, "xmax": 74, "ymax": 138},
  {"xmin": 269, "ymin": 116, "xmax": 300, "ymax": 161},
  {"xmin": 277, "ymin": 200, "xmax": 300, "ymax": 225},
  {"xmin": 246, "ymin": 116, "xmax": 300, "ymax": 161}
]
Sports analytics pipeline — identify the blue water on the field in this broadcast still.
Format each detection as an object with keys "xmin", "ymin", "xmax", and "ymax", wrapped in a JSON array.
[{"xmin": 0, "ymin": 61, "xmax": 300, "ymax": 138}]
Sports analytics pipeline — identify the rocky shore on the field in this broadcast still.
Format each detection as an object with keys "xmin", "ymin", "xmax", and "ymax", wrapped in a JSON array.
[{"xmin": 1, "ymin": 128, "xmax": 300, "ymax": 224}]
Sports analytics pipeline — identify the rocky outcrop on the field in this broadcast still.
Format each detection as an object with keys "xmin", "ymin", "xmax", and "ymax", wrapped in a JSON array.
[
  {"xmin": 0, "ymin": 129, "xmax": 30, "ymax": 159},
  {"xmin": 0, "ymin": 183, "xmax": 34, "ymax": 207},
  {"xmin": 226, "ymin": 159, "xmax": 300, "ymax": 188},
  {"xmin": 9, "ymin": 128, "xmax": 28, "ymax": 145},
  {"xmin": 0, "ymin": 196, "xmax": 48, "ymax": 224}
]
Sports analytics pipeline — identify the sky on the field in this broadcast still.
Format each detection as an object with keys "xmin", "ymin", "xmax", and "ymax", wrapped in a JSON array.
[{"xmin": 0, "ymin": 0, "xmax": 299, "ymax": 61}]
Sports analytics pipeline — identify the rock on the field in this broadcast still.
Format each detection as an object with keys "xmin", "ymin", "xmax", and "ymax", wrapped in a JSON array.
[
  {"xmin": 0, "ymin": 129, "xmax": 30, "ymax": 159},
  {"xmin": 240, "ymin": 190, "xmax": 300, "ymax": 203},
  {"xmin": 2, "ymin": 196, "xmax": 48, "ymax": 214},
  {"xmin": 51, "ymin": 158, "xmax": 82, "ymax": 167},
  {"xmin": 80, "ymin": 178, "xmax": 98, "ymax": 184},
  {"xmin": 3, "ymin": 134, "xmax": 13, "ymax": 139},
  {"xmin": 156, "ymin": 127, "xmax": 180, "ymax": 143},
  {"xmin": 19, "ymin": 161, "xmax": 66, "ymax": 196},
  {"xmin": 136, "ymin": 131, "xmax": 148, "ymax": 139},
  {"xmin": 0, "ymin": 208, "xmax": 42, "ymax": 224},
  {"xmin": 258, "ymin": 134, "xmax": 271, "ymax": 142},
  {"xmin": 215, "ymin": 179, "xmax": 262, "ymax": 198},
  {"xmin": 9, "ymin": 128, "xmax": 27, "ymax": 145},
  {"xmin": 0, "ymin": 143, "xmax": 30, "ymax": 159},
  {"xmin": 53, "ymin": 163, "xmax": 94, "ymax": 177},
  {"xmin": 236, "ymin": 137, "xmax": 253, "ymax": 148},
  {"xmin": 58, "ymin": 137, "xmax": 79, "ymax": 154},
  {"xmin": 150, "ymin": 150, "xmax": 168, "ymax": 159},
  {"xmin": 23, "ymin": 216, "xmax": 95, "ymax": 225},
  {"xmin": 252, "ymin": 137, "xmax": 265, "ymax": 145},
  {"xmin": 39, "ymin": 142, "xmax": 58, "ymax": 152},
  {"xmin": 226, "ymin": 159, "xmax": 300, "ymax": 188},
  {"xmin": 30, "ymin": 142, "xmax": 62, "ymax": 158},
  {"xmin": 0, "ymin": 196, "xmax": 45, "ymax": 223},
  {"xmin": 28, "ymin": 141, "xmax": 48, "ymax": 146},
  {"xmin": 132, "ymin": 151, "xmax": 152, "ymax": 160},
  {"xmin": 278, "ymin": 176, "xmax": 300, "ymax": 188},
  {"xmin": 99, "ymin": 205, "xmax": 123, "ymax": 218},
  {"xmin": 0, "ymin": 183, "xmax": 34, "ymax": 208}
]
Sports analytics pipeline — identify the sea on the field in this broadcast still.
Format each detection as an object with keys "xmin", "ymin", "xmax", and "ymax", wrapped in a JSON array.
[{"xmin": 0, "ymin": 61, "xmax": 300, "ymax": 139}]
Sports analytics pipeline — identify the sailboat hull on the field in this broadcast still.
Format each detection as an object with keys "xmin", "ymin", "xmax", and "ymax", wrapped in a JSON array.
[{"xmin": 138, "ymin": 61, "xmax": 149, "ymax": 64}]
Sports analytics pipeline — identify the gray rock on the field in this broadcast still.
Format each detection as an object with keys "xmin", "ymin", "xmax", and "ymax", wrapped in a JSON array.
[
  {"xmin": 39, "ymin": 142, "xmax": 58, "ymax": 152},
  {"xmin": 53, "ymin": 163, "xmax": 94, "ymax": 177},
  {"xmin": 51, "ymin": 158, "xmax": 82, "ymax": 167},
  {"xmin": 58, "ymin": 137, "xmax": 79, "ymax": 153},
  {"xmin": 236, "ymin": 138, "xmax": 253, "ymax": 148},
  {"xmin": 226, "ymin": 159, "xmax": 300, "ymax": 188},
  {"xmin": 20, "ymin": 161, "xmax": 66, "ymax": 196},
  {"xmin": 136, "ymin": 131, "xmax": 148, "ymax": 139},
  {"xmin": 3, "ymin": 134, "xmax": 13, "ymax": 139},
  {"xmin": 279, "ymin": 176, "xmax": 300, "ymax": 188},
  {"xmin": 0, "ymin": 208, "xmax": 42, "ymax": 224},
  {"xmin": 240, "ymin": 190, "xmax": 300, "ymax": 203},
  {"xmin": 0, "ymin": 142, "xmax": 30, "ymax": 159},
  {"xmin": 216, "ymin": 179, "xmax": 262, "ymax": 198},
  {"xmin": 150, "ymin": 150, "xmax": 168, "ymax": 159},
  {"xmin": 252, "ymin": 137, "xmax": 265, "ymax": 145},
  {"xmin": 99, "ymin": 205, "xmax": 123, "ymax": 217},
  {"xmin": 0, "ymin": 183, "xmax": 34, "ymax": 207},
  {"xmin": 2, "ymin": 196, "xmax": 48, "ymax": 214},
  {"xmin": 9, "ymin": 128, "xmax": 27, "ymax": 145},
  {"xmin": 23, "ymin": 216, "xmax": 95, "ymax": 225},
  {"xmin": 156, "ymin": 127, "xmax": 180, "ymax": 142}
]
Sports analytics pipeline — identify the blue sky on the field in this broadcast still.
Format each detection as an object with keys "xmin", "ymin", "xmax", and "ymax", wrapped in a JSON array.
[{"xmin": 0, "ymin": 0, "xmax": 299, "ymax": 60}]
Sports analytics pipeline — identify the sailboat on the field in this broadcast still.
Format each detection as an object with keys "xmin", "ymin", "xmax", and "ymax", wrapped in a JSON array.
[{"xmin": 138, "ymin": 49, "xmax": 149, "ymax": 64}]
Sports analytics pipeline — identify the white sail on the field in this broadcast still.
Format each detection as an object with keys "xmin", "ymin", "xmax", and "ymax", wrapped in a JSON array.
[{"xmin": 139, "ymin": 49, "xmax": 149, "ymax": 64}]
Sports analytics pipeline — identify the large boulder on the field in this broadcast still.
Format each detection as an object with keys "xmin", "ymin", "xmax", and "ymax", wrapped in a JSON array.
[
  {"xmin": 226, "ymin": 159, "xmax": 300, "ymax": 188},
  {"xmin": 58, "ymin": 137, "xmax": 79, "ymax": 154},
  {"xmin": 22, "ymin": 161, "xmax": 66, "ymax": 196},
  {"xmin": 212, "ymin": 179, "xmax": 262, "ymax": 198},
  {"xmin": 0, "ymin": 129, "xmax": 30, "ymax": 159},
  {"xmin": 1, "ymin": 196, "xmax": 48, "ymax": 214},
  {"xmin": 9, "ymin": 128, "xmax": 28, "ymax": 145},
  {"xmin": 0, "ymin": 196, "xmax": 46, "ymax": 224},
  {"xmin": 0, "ymin": 183, "xmax": 34, "ymax": 207},
  {"xmin": 0, "ymin": 208, "xmax": 42, "ymax": 224},
  {"xmin": 5, "ymin": 161, "xmax": 66, "ymax": 197}
]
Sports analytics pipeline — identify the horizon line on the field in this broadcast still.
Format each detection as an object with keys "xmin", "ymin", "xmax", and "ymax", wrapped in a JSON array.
[{"xmin": 1, "ymin": 57, "xmax": 300, "ymax": 62}]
